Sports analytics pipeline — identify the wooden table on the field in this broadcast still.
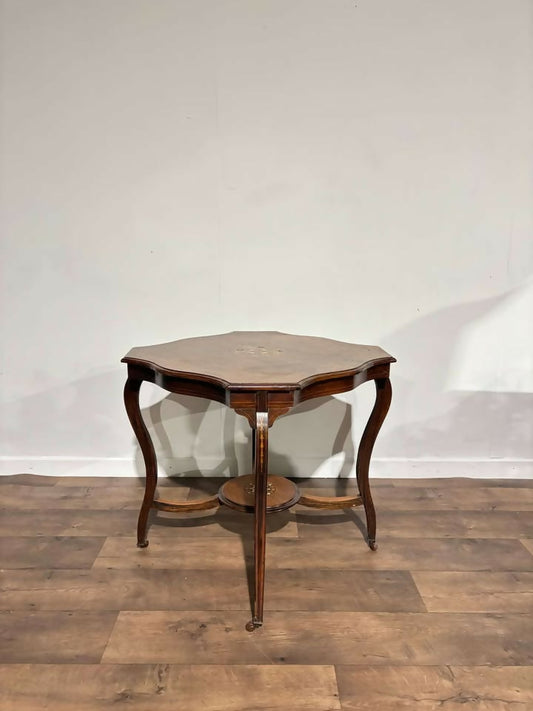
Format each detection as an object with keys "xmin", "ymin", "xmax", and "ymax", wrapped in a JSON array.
[{"xmin": 122, "ymin": 331, "xmax": 395, "ymax": 630}]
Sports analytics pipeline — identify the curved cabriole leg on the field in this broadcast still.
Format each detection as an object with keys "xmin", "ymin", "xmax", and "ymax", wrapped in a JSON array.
[
  {"xmin": 124, "ymin": 377, "xmax": 157, "ymax": 548},
  {"xmin": 356, "ymin": 377, "xmax": 392, "ymax": 551},
  {"xmin": 246, "ymin": 409, "xmax": 269, "ymax": 632}
]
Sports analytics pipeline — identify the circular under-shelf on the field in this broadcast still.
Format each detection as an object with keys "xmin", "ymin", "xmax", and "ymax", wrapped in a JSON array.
[{"xmin": 218, "ymin": 474, "xmax": 300, "ymax": 513}]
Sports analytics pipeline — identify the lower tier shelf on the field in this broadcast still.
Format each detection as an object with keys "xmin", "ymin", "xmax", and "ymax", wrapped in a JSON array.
[
  {"xmin": 152, "ymin": 475, "xmax": 364, "ymax": 515},
  {"xmin": 218, "ymin": 474, "xmax": 300, "ymax": 513}
]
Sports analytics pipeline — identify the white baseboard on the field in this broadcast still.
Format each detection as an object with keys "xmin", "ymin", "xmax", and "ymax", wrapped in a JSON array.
[
  {"xmin": 367, "ymin": 458, "xmax": 533, "ymax": 479},
  {"xmin": 0, "ymin": 456, "xmax": 531, "ymax": 479}
]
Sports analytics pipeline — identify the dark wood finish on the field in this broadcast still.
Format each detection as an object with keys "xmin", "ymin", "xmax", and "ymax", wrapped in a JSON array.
[
  {"xmin": 249, "ymin": 401, "xmax": 269, "ymax": 630},
  {"xmin": 1, "ymin": 475, "xmax": 532, "ymax": 710},
  {"xmin": 356, "ymin": 377, "xmax": 393, "ymax": 550},
  {"xmin": 219, "ymin": 474, "xmax": 300, "ymax": 513},
  {"xmin": 122, "ymin": 331, "xmax": 394, "ymax": 390},
  {"xmin": 122, "ymin": 331, "xmax": 395, "ymax": 629},
  {"xmin": 123, "ymin": 377, "xmax": 157, "ymax": 548}
]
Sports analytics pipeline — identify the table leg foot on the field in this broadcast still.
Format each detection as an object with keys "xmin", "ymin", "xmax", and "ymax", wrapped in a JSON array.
[
  {"xmin": 356, "ymin": 377, "xmax": 392, "ymax": 547},
  {"xmin": 124, "ymin": 376, "xmax": 158, "ymax": 549},
  {"xmin": 137, "ymin": 504, "xmax": 152, "ymax": 548},
  {"xmin": 246, "ymin": 618, "xmax": 263, "ymax": 632}
]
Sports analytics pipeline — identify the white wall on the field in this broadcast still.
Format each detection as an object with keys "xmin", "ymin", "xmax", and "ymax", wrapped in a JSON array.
[{"xmin": 1, "ymin": 0, "xmax": 532, "ymax": 478}]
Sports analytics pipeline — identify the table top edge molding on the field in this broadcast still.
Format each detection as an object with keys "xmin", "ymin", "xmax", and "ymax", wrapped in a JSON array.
[{"xmin": 121, "ymin": 355, "xmax": 395, "ymax": 393}]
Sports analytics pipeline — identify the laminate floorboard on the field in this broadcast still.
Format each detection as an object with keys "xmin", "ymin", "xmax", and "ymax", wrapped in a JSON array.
[
  {"xmin": 520, "ymin": 538, "xmax": 533, "ymax": 555},
  {"xmin": 101, "ymin": 610, "xmax": 531, "ymax": 665},
  {"xmin": 0, "ymin": 611, "xmax": 117, "ymax": 663},
  {"xmin": 93, "ymin": 535, "xmax": 533, "ymax": 571},
  {"xmin": 390, "ymin": 477, "xmax": 533, "ymax": 488},
  {"xmin": 94, "ymin": 536, "xmax": 252, "ymax": 570},
  {"xmin": 0, "ymin": 508, "xmax": 297, "ymax": 538},
  {"xmin": 0, "ymin": 484, "xmax": 188, "ymax": 510},
  {"xmin": 0, "ymin": 664, "xmax": 341, "ymax": 711},
  {"xmin": 1, "ymin": 474, "xmax": 532, "ymax": 711},
  {"xmin": 339, "ymin": 486, "xmax": 533, "ymax": 511},
  {"xmin": 0, "ymin": 536, "xmax": 105, "ymax": 569},
  {"xmin": 411, "ymin": 571, "xmax": 533, "ymax": 612},
  {"xmin": 335, "ymin": 665, "xmax": 533, "ymax": 710},
  {"xmin": 1, "ymin": 568, "xmax": 425, "ymax": 612},
  {"xmin": 296, "ymin": 509, "xmax": 533, "ymax": 539},
  {"xmin": 0, "ymin": 474, "xmax": 57, "ymax": 486}
]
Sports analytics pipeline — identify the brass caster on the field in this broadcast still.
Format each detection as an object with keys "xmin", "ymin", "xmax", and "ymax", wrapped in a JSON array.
[
  {"xmin": 137, "ymin": 540, "xmax": 149, "ymax": 548},
  {"xmin": 245, "ymin": 618, "xmax": 262, "ymax": 632},
  {"xmin": 368, "ymin": 538, "xmax": 378, "ymax": 551}
]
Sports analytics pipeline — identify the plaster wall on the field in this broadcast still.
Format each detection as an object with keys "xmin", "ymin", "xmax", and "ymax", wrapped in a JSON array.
[{"xmin": 1, "ymin": 0, "xmax": 532, "ymax": 478}]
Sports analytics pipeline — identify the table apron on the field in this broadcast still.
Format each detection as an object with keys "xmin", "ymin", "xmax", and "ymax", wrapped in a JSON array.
[{"xmin": 127, "ymin": 362, "xmax": 391, "ymax": 426}]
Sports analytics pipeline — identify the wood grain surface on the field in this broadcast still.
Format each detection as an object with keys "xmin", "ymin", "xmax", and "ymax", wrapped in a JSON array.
[
  {"xmin": 521, "ymin": 538, "xmax": 533, "ymax": 555},
  {"xmin": 1, "ymin": 474, "xmax": 532, "ymax": 710},
  {"xmin": 101, "ymin": 610, "xmax": 531, "ymax": 665},
  {"xmin": 335, "ymin": 665, "xmax": 533, "ymax": 710},
  {"xmin": 92, "ymin": 535, "xmax": 533, "ymax": 571},
  {"xmin": 411, "ymin": 571, "xmax": 533, "ymax": 612},
  {"xmin": 296, "ymin": 509, "xmax": 533, "ymax": 538},
  {"xmin": 0, "ymin": 664, "xmax": 341, "ymax": 711},
  {"xmin": 122, "ymin": 331, "xmax": 394, "ymax": 387}
]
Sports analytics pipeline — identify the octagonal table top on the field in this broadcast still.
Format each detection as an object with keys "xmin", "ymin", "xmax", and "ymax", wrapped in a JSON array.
[{"xmin": 122, "ymin": 331, "xmax": 395, "ymax": 390}]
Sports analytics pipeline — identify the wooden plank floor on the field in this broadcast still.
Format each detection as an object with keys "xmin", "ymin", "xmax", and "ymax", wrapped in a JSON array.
[{"xmin": 0, "ymin": 474, "xmax": 532, "ymax": 710}]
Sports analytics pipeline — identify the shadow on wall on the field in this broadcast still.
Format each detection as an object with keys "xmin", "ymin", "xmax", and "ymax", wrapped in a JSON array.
[
  {"xmin": 378, "ymin": 281, "xmax": 533, "ymax": 461},
  {"xmin": 136, "ymin": 394, "xmax": 243, "ymax": 479},
  {"xmin": 1, "ymin": 368, "xmax": 127, "ymax": 457},
  {"xmin": 4, "ymin": 284, "xmax": 529, "ymax": 474},
  {"xmin": 134, "ymin": 281, "xmax": 533, "ymax": 475},
  {"xmin": 135, "ymin": 392, "xmax": 359, "ymax": 484}
]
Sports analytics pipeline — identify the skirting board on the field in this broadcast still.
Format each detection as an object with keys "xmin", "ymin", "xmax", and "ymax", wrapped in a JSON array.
[{"xmin": 0, "ymin": 456, "xmax": 532, "ymax": 479}]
